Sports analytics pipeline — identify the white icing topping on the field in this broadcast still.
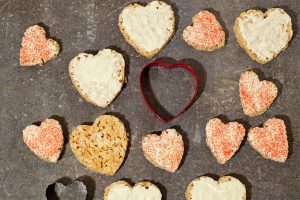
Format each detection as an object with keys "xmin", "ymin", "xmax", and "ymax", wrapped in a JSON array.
[
  {"xmin": 120, "ymin": 1, "xmax": 174, "ymax": 52},
  {"xmin": 238, "ymin": 8, "xmax": 292, "ymax": 60},
  {"xmin": 70, "ymin": 49, "xmax": 125, "ymax": 107},
  {"xmin": 190, "ymin": 177, "xmax": 246, "ymax": 200},
  {"xmin": 107, "ymin": 184, "xmax": 162, "ymax": 200}
]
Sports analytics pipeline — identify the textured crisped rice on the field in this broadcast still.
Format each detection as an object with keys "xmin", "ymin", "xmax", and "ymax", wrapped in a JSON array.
[
  {"xmin": 20, "ymin": 25, "xmax": 59, "ymax": 66},
  {"xmin": 23, "ymin": 118, "xmax": 63, "ymax": 162},
  {"xmin": 206, "ymin": 118, "xmax": 246, "ymax": 164},
  {"xmin": 142, "ymin": 129, "xmax": 184, "ymax": 172},
  {"xmin": 240, "ymin": 71, "xmax": 278, "ymax": 117},
  {"xmin": 248, "ymin": 118, "xmax": 288, "ymax": 162},
  {"xmin": 183, "ymin": 10, "xmax": 225, "ymax": 51}
]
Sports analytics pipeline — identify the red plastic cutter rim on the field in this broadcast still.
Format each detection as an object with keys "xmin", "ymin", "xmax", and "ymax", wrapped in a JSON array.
[{"xmin": 139, "ymin": 60, "xmax": 199, "ymax": 124}]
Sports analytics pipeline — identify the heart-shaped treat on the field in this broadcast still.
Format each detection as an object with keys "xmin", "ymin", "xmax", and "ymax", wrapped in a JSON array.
[
  {"xmin": 23, "ymin": 118, "xmax": 64, "ymax": 162},
  {"xmin": 206, "ymin": 118, "xmax": 246, "ymax": 164},
  {"xmin": 119, "ymin": 1, "xmax": 175, "ymax": 58},
  {"xmin": 20, "ymin": 25, "xmax": 60, "ymax": 66},
  {"xmin": 142, "ymin": 128, "xmax": 184, "ymax": 172},
  {"xmin": 239, "ymin": 71, "xmax": 278, "ymax": 117},
  {"xmin": 46, "ymin": 179, "xmax": 87, "ymax": 200},
  {"xmin": 248, "ymin": 118, "xmax": 288, "ymax": 162},
  {"xmin": 69, "ymin": 49, "xmax": 125, "ymax": 108},
  {"xmin": 186, "ymin": 176, "xmax": 246, "ymax": 200},
  {"xmin": 234, "ymin": 8, "xmax": 293, "ymax": 64},
  {"xmin": 140, "ymin": 60, "xmax": 199, "ymax": 123},
  {"xmin": 70, "ymin": 115, "xmax": 128, "ymax": 175},
  {"xmin": 183, "ymin": 10, "xmax": 225, "ymax": 51},
  {"xmin": 104, "ymin": 180, "xmax": 162, "ymax": 200}
]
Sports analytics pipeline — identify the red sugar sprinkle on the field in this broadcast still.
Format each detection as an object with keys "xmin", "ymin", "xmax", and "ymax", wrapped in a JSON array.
[
  {"xmin": 240, "ymin": 71, "xmax": 278, "ymax": 116},
  {"xmin": 20, "ymin": 25, "xmax": 59, "ymax": 66},
  {"xmin": 23, "ymin": 118, "xmax": 63, "ymax": 162},
  {"xmin": 183, "ymin": 10, "xmax": 225, "ymax": 49},
  {"xmin": 248, "ymin": 118, "xmax": 288, "ymax": 162},
  {"xmin": 142, "ymin": 129, "xmax": 184, "ymax": 172},
  {"xmin": 206, "ymin": 118, "xmax": 246, "ymax": 164}
]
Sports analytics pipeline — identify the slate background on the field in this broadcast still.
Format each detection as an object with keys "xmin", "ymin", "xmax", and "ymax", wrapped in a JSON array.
[{"xmin": 0, "ymin": 0, "xmax": 300, "ymax": 199}]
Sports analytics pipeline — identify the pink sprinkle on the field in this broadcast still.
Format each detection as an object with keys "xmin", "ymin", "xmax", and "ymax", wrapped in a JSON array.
[
  {"xmin": 142, "ymin": 129, "xmax": 184, "ymax": 172},
  {"xmin": 23, "ymin": 119, "xmax": 63, "ymax": 162},
  {"xmin": 248, "ymin": 118, "xmax": 288, "ymax": 162}
]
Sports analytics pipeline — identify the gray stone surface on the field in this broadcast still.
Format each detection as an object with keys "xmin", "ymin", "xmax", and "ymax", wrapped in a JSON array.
[{"xmin": 0, "ymin": 0, "xmax": 300, "ymax": 199}]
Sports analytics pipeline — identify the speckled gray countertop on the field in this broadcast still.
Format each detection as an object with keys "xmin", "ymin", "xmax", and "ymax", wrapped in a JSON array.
[{"xmin": 0, "ymin": 0, "xmax": 300, "ymax": 199}]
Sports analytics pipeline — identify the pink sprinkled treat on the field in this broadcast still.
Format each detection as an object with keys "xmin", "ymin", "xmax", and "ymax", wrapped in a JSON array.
[
  {"xmin": 142, "ymin": 129, "xmax": 184, "ymax": 172},
  {"xmin": 248, "ymin": 118, "xmax": 288, "ymax": 162},
  {"xmin": 183, "ymin": 10, "xmax": 225, "ymax": 51},
  {"xmin": 23, "ymin": 118, "xmax": 64, "ymax": 162},
  {"xmin": 240, "ymin": 71, "xmax": 278, "ymax": 117},
  {"xmin": 206, "ymin": 118, "xmax": 246, "ymax": 164},
  {"xmin": 20, "ymin": 25, "xmax": 60, "ymax": 66}
]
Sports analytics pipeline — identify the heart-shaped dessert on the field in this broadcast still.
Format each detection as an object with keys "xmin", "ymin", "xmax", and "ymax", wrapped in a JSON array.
[
  {"xmin": 46, "ymin": 179, "xmax": 87, "ymax": 200},
  {"xmin": 248, "ymin": 118, "xmax": 288, "ymax": 162},
  {"xmin": 119, "ymin": 1, "xmax": 175, "ymax": 58},
  {"xmin": 142, "ymin": 128, "xmax": 184, "ymax": 172},
  {"xmin": 70, "ymin": 115, "xmax": 128, "ymax": 176},
  {"xmin": 186, "ymin": 176, "xmax": 246, "ymax": 200},
  {"xmin": 104, "ymin": 180, "xmax": 162, "ymax": 200},
  {"xmin": 183, "ymin": 10, "xmax": 225, "ymax": 51},
  {"xmin": 206, "ymin": 118, "xmax": 246, "ymax": 164},
  {"xmin": 20, "ymin": 25, "xmax": 60, "ymax": 66},
  {"xmin": 69, "ymin": 49, "xmax": 125, "ymax": 108},
  {"xmin": 234, "ymin": 8, "xmax": 293, "ymax": 64},
  {"xmin": 140, "ymin": 60, "xmax": 199, "ymax": 123},
  {"xmin": 239, "ymin": 71, "xmax": 278, "ymax": 117},
  {"xmin": 23, "ymin": 118, "xmax": 64, "ymax": 162}
]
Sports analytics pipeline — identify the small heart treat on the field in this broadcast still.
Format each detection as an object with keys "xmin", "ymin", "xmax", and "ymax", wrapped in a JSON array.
[
  {"xmin": 248, "ymin": 118, "xmax": 288, "ymax": 162},
  {"xmin": 142, "ymin": 129, "xmax": 184, "ymax": 172},
  {"xmin": 119, "ymin": 1, "xmax": 175, "ymax": 58},
  {"xmin": 206, "ymin": 118, "xmax": 246, "ymax": 164},
  {"xmin": 69, "ymin": 49, "xmax": 125, "ymax": 108},
  {"xmin": 240, "ymin": 71, "xmax": 278, "ymax": 117},
  {"xmin": 104, "ymin": 180, "xmax": 162, "ymax": 200},
  {"xmin": 20, "ymin": 25, "xmax": 60, "ymax": 66},
  {"xmin": 183, "ymin": 10, "xmax": 225, "ymax": 51},
  {"xmin": 23, "ymin": 118, "xmax": 63, "ymax": 162},
  {"xmin": 234, "ymin": 8, "xmax": 293, "ymax": 64},
  {"xmin": 186, "ymin": 176, "xmax": 246, "ymax": 200},
  {"xmin": 70, "ymin": 115, "xmax": 128, "ymax": 176}
]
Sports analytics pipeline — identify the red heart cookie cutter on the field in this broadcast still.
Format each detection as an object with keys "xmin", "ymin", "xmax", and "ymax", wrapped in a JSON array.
[{"xmin": 139, "ymin": 60, "xmax": 199, "ymax": 123}]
